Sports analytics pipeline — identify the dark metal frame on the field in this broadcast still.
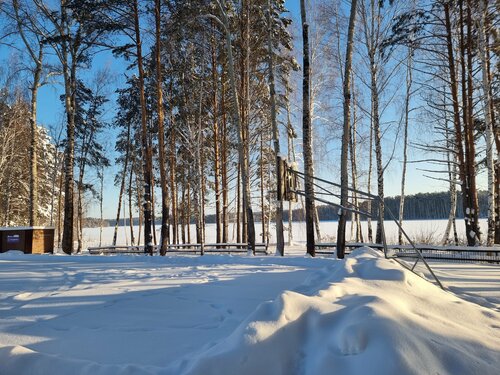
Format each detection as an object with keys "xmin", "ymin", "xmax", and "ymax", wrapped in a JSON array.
[{"xmin": 289, "ymin": 168, "xmax": 444, "ymax": 289}]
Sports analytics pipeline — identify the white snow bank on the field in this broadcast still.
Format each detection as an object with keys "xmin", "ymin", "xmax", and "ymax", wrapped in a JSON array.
[
  {"xmin": 0, "ymin": 249, "xmax": 499, "ymax": 375},
  {"xmin": 181, "ymin": 248, "xmax": 500, "ymax": 375}
]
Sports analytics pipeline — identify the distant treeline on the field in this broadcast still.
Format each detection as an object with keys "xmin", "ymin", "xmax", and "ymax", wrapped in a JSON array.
[
  {"xmin": 289, "ymin": 191, "xmax": 489, "ymax": 222},
  {"xmin": 86, "ymin": 191, "xmax": 488, "ymax": 228}
]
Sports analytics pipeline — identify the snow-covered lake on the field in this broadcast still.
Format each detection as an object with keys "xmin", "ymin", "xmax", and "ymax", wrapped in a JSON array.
[{"xmin": 82, "ymin": 219, "xmax": 489, "ymax": 249}]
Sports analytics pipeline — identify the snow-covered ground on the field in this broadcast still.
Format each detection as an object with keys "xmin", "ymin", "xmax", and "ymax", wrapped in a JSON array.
[{"xmin": 0, "ymin": 248, "xmax": 499, "ymax": 375}]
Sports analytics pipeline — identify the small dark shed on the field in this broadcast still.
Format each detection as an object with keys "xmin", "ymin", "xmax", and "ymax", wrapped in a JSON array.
[{"xmin": 0, "ymin": 227, "xmax": 54, "ymax": 254}]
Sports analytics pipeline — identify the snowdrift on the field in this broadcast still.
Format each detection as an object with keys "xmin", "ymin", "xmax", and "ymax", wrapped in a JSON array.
[
  {"xmin": 1, "ymin": 248, "xmax": 499, "ymax": 375},
  {"xmin": 180, "ymin": 248, "xmax": 500, "ymax": 375}
]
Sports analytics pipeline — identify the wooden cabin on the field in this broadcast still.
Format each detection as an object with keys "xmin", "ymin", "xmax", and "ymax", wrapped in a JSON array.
[{"xmin": 0, "ymin": 227, "xmax": 54, "ymax": 254}]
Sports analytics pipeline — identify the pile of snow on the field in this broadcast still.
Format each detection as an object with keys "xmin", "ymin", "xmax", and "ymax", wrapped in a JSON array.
[
  {"xmin": 0, "ymin": 249, "xmax": 499, "ymax": 375},
  {"xmin": 180, "ymin": 248, "xmax": 500, "ymax": 375}
]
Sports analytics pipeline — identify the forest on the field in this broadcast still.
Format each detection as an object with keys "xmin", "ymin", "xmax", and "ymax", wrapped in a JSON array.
[{"xmin": 0, "ymin": 0, "xmax": 498, "ymax": 255}]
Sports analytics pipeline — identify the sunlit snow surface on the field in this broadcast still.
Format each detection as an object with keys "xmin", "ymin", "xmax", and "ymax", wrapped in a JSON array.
[{"xmin": 0, "ymin": 249, "xmax": 499, "ymax": 375}]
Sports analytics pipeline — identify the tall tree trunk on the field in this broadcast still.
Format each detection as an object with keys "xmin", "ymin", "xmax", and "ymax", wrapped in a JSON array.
[
  {"xmin": 221, "ymin": 81, "xmax": 229, "ymax": 243},
  {"xmin": 99, "ymin": 166, "xmax": 104, "ymax": 247},
  {"xmin": 13, "ymin": 0, "xmax": 43, "ymax": 227},
  {"xmin": 337, "ymin": 0, "xmax": 358, "ymax": 258},
  {"xmin": 367, "ymin": 119, "xmax": 374, "ymax": 242},
  {"xmin": 483, "ymin": 5, "xmax": 500, "ymax": 244},
  {"xmin": 112, "ymin": 163, "xmax": 127, "ymax": 247},
  {"xmin": 133, "ymin": 0, "xmax": 154, "ymax": 255},
  {"xmin": 181, "ymin": 179, "xmax": 186, "ymax": 244},
  {"xmin": 112, "ymin": 123, "xmax": 130, "ymax": 246},
  {"xmin": 371, "ymin": 60, "xmax": 384, "ymax": 244},
  {"xmin": 77, "ymin": 163, "xmax": 85, "ymax": 253},
  {"xmin": 350, "ymin": 73, "xmax": 363, "ymax": 243},
  {"xmin": 193, "ymin": 176, "xmax": 202, "ymax": 246},
  {"xmin": 236, "ymin": 162, "xmax": 241, "ymax": 243},
  {"xmin": 50, "ymin": 138, "xmax": 63, "ymax": 227},
  {"xmin": 76, "ymin": 123, "xmax": 95, "ymax": 253},
  {"xmin": 218, "ymin": 0, "xmax": 255, "ymax": 252},
  {"xmin": 197, "ymin": 67, "xmax": 206, "ymax": 253},
  {"xmin": 61, "ymin": 0, "xmax": 76, "ymax": 255},
  {"xmin": 478, "ymin": 0, "xmax": 495, "ymax": 245},
  {"xmin": 444, "ymin": 2, "xmax": 475, "ymax": 246},
  {"xmin": 128, "ymin": 162, "xmax": 135, "ymax": 245},
  {"xmin": 155, "ymin": 0, "xmax": 170, "ymax": 255},
  {"xmin": 201, "ymin": 142, "xmax": 207, "ymax": 246},
  {"xmin": 29, "ymin": 50, "xmax": 43, "ymax": 227},
  {"xmin": 169, "ymin": 117, "xmax": 178, "ymax": 244},
  {"xmin": 187, "ymin": 181, "xmax": 191, "ymax": 243},
  {"xmin": 300, "ymin": 0, "xmax": 315, "ymax": 256},
  {"xmin": 465, "ymin": 0, "xmax": 480, "ymax": 244},
  {"xmin": 285, "ymin": 82, "xmax": 295, "ymax": 245},
  {"xmin": 211, "ymin": 37, "xmax": 222, "ymax": 245},
  {"xmin": 260, "ymin": 134, "xmax": 266, "ymax": 244},
  {"xmin": 267, "ymin": 0, "xmax": 284, "ymax": 255},
  {"xmin": 442, "ymin": 86, "xmax": 458, "ymax": 245},
  {"xmin": 443, "ymin": 159, "xmax": 458, "ymax": 245},
  {"xmin": 135, "ymin": 162, "xmax": 143, "ymax": 245},
  {"xmin": 57, "ymin": 167, "xmax": 64, "ymax": 248},
  {"xmin": 244, "ymin": 0, "xmax": 251, "ymax": 248},
  {"xmin": 151, "ymin": 163, "xmax": 157, "ymax": 247},
  {"xmin": 398, "ymin": 49, "xmax": 413, "ymax": 245}
]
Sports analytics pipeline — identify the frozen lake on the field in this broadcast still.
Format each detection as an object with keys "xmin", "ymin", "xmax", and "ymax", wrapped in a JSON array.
[{"xmin": 82, "ymin": 219, "xmax": 489, "ymax": 249}]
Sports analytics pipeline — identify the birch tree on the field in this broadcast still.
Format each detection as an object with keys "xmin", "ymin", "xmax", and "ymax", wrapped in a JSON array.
[
  {"xmin": 267, "ymin": 0, "xmax": 284, "ymax": 255},
  {"xmin": 337, "ymin": 0, "xmax": 358, "ymax": 258}
]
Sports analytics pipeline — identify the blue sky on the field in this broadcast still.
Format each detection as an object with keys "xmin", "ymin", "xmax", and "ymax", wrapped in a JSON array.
[{"xmin": 1, "ymin": 1, "xmax": 486, "ymax": 220}]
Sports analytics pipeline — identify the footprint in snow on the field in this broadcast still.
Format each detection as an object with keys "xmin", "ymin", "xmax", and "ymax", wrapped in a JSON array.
[{"xmin": 336, "ymin": 325, "xmax": 367, "ymax": 356}]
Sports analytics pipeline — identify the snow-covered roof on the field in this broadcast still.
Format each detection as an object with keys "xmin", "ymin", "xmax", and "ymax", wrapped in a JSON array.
[{"xmin": 0, "ymin": 226, "xmax": 55, "ymax": 231}]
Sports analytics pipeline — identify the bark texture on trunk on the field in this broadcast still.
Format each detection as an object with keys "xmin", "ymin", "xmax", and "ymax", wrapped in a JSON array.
[
  {"xmin": 13, "ymin": 0, "xmax": 43, "ymax": 227},
  {"xmin": 133, "ymin": 0, "xmax": 154, "ymax": 255},
  {"xmin": 212, "ymin": 48, "xmax": 222, "ymax": 245},
  {"xmin": 398, "ymin": 50, "xmax": 413, "ymax": 245},
  {"xmin": 350, "ymin": 74, "xmax": 363, "ymax": 243},
  {"xmin": 300, "ymin": 0, "xmax": 315, "ymax": 256},
  {"xmin": 478, "ymin": 0, "xmax": 495, "ymax": 245},
  {"xmin": 218, "ymin": 0, "xmax": 255, "ymax": 253},
  {"xmin": 337, "ymin": 0, "xmax": 358, "ymax": 258},
  {"xmin": 29, "ymin": 52, "xmax": 42, "ymax": 227},
  {"xmin": 444, "ymin": 2, "xmax": 478, "ymax": 247},
  {"xmin": 61, "ymin": 0, "xmax": 76, "ymax": 255},
  {"xmin": 267, "ymin": 0, "xmax": 285, "ymax": 256},
  {"xmin": 155, "ymin": 0, "xmax": 170, "ymax": 255}
]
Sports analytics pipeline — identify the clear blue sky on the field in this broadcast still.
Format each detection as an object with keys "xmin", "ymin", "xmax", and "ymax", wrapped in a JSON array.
[{"xmin": 1, "ymin": 1, "xmax": 487, "ymax": 220}]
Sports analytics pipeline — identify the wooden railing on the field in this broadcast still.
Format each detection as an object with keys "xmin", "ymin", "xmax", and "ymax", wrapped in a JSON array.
[
  {"xmin": 315, "ymin": 242, "xmax": 500, "ymax": 263},
  {"xmin": 87, "ymin": 243, "xmax": 269, "ymax": 256}
]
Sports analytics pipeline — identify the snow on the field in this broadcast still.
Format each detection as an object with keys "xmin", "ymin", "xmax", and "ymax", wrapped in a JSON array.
[
  {"xmin": 417, "ymin": 261, "xmax": 500, "ymax": 311},
  {"xmin": 1, "ymin": 248, "xmax": 499, "ymax": 375},
  {"xmin": 82, "ymin": 219, "xmax": 490, "ymax": 249}
]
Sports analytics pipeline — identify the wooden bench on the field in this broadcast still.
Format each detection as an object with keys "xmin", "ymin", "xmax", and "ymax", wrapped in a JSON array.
[
  {"xmin": 87, "ymin": 245, "xmax": 144, "ymax": 255},
  {"xmin": 87, "ymin": 243, "xmax": 269, "ymax": 256},
  {"xmin": 166, "ymin": 243, "xmax": 269, "ymax": 255}
]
